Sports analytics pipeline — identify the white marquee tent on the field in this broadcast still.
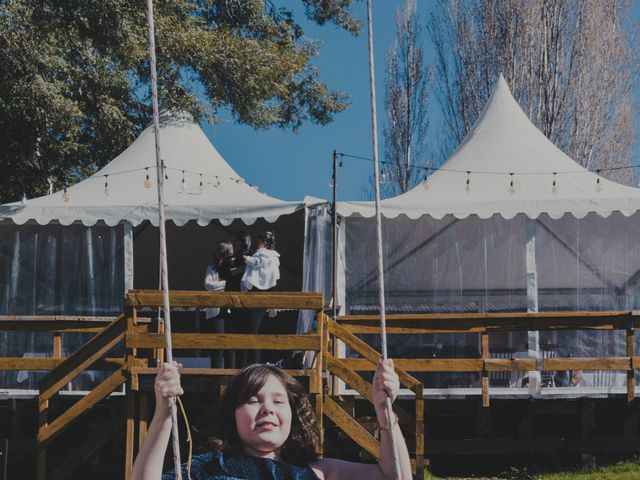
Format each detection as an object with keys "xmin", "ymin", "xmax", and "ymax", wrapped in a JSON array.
[
  {"xmin": 305, "ymin": 76, "xmax": 640, "ymax": 391},
  {"xmin": 0, "ymin": 113, "xmax": 316, "ymax": 389}
]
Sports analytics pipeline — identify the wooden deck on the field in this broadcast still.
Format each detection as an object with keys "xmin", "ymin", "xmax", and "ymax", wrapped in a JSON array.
[{"xmin": 2, "ymin": 295, "xmax": 640, "ymax": 478}]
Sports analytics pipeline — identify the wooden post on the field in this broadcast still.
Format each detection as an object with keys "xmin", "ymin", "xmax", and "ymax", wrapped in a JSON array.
[
  {"xmin": 138, "ymin": 392, "xmax": 150, "ymax": 449},
  {"xmin": 53, "ymin": 333, "xmax": 62, "ymax": 359},
  {"xmin": 414, "ymin": 384, "xmax": 425, "ymax": 479},
  {"xmin": 125, "ymin": 307, "xmax": 137, "ymax": 480},
  {"xmin": 316, "ymin": 312, "xmax": 326, "ymax": 456},
  {"xmin": 626, "ymin": 320, "xmax": 635, "ymax": 404},
  {"xmin": 37, "ymin": 394, "xmax": 49, "ymax": 480},
  {"xmin": 481, "ymin": 332, "xmax": 489, "ymax": 407},
  {"xmin": 125, "ymin": 391, "xmax": 136, "ymax": 480}
]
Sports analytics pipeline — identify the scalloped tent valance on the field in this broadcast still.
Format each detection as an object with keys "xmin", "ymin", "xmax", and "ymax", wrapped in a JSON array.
[
  {"xmin": 0, "ymin": 112, "xmax": 307, "ymax": 226},
  {"xmin": 337, "ymin": 75, "xmax": 640, "ymax": 220}
]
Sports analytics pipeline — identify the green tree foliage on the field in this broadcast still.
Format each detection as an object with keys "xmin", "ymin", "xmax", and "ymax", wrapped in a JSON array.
[{"xmin": 0, "ymin": 0, "xmax": 359, "ymax": 203}]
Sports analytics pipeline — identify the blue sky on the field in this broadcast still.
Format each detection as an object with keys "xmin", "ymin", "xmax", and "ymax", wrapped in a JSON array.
[
  {"xmin": 203, "ymin": 1, "xmax": 640, "ymax": 202},
  {"xmin": 204, "ymin": 1, "xmax": 415, "ymax": 202}
]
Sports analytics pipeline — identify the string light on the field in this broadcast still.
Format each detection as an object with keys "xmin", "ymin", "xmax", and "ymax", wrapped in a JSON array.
[
  {"xmin": 339, "ymin": 154, "xmax": 343, "ymax": 168},
  {"xmin": 198, "ymin": 174, "xmax": 203, "ymax": 193},
  {"xmin": 465, "ymin": 171, "xmax": 471, "ymax": 192},
  {"xmin": 596, "ymin": 169, "xmax": 603, "ymax": 193},
  {"xmin": 508, "ymin": 173, "xmax": 516, "ymax": 194},
  {"xmin": 181, "ymin": 170, "xmax": 186, "ymax": 191},
  {"xmin": 62, "ymin": 187, "xmax": 70, "ymax": 202},
  {"xmin": 144, "ymin": 167, "xmax": 152, "ymax": 188},
  {"xmin": 552, "ymin": 172, "xmax": 557, "ymax": 194},
  {"xmin": 104, "ymin": 175, "xmax": 110, "ymax": 196},
  {"xmin": 422, "ymin": 170, "xmax": 430, "ymax": 189},
  {"xmin": 380, "ymin": 170, "xmax": 387, "ymax": 184},
  {"xmin": 21, "ymin": 193, "xmax": 27, "ymax": 206}
]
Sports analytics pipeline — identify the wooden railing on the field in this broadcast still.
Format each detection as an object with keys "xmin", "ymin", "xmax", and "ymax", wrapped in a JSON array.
[
  {"xmin": 326, "ymin": 317, "xmax": 424, "ymax": 477},
  {"xmin": 0, "ymin": 315, "xmax": 121, "ymax": 374},
  {"xmin": 337, "ymin": 311, "xmax": 640, "ymax": 406},
  {"xmin": 4, "ymin": 307, "xmax": 639, "ymax": 478}
]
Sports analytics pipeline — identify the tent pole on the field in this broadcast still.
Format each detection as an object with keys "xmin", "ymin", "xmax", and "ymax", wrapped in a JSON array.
[
  {"xmin": 145, "ymin": 1, "xmax": 182, "ymax": 478},
  {"xmin": 365, "ymin": 1, "xmax": 401, "ymax": 477}
]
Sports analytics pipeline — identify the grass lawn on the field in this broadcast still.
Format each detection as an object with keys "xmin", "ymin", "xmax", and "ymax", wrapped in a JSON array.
[{"xmin": 423, "ymin": 459, "xmax": 640, "ymax": 479}]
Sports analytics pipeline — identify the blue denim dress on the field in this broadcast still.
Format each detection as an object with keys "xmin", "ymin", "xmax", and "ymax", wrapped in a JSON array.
[{"xmin": 161, "ymin": 450, "xmax": 320, "ymax": 480}]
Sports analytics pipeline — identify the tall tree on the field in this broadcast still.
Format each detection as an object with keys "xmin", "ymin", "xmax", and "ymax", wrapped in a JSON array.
[
  {"xmin": 381, "ymin": 0, "xmax": 431, "ymax": 198},
  {"xmin": 429, "ymin": 0, "xmax": 638, "ymax": 183},
  {"xmin": 0, "ymin": 0, "xmax": 359, "ymax": 203}
]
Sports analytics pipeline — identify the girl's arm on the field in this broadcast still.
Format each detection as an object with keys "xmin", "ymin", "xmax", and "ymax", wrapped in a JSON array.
[
  {"xmin": 131, "ymin": 363, "xmax": 184, "ymax": 480},
  {"xmin": 311, "ymin": 359, "xmax": 412, "ymax": 480},
  {"xmin": 372, "ymin": 359, "xmax": 412, "ymax": 479}
]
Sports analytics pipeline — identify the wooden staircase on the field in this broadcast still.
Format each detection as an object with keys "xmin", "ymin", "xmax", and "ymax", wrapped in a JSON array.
[{"xmin": 37, "ymin": 314, "xmax": 137, "ymax": 480}]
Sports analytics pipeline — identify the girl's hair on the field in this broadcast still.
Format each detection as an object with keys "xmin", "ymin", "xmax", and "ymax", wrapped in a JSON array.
[
  {"xmin": 257, "ymin": 231, "xmax": 276, "ymax": 250},
  {"xmin": 210, "ymin": 364, "xmax": 319, "ymax": 465},
  {"xmin": 215, "ymin": 240, "xmax": 234, "ymax": 261}
]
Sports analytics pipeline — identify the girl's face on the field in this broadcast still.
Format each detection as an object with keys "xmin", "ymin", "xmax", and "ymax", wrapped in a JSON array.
[{"xmin": 235, "ymin": 374, "xmax": 292, "ymax": 459}]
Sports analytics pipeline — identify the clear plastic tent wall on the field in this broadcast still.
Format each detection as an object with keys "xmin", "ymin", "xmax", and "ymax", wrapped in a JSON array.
[
  {"xmin": 330, "ymin": 211, "xmax": 640, "ymax": 390},
  {"xmin": 0, "ymin": 222, "xmax": 126, "ymax": 390}
]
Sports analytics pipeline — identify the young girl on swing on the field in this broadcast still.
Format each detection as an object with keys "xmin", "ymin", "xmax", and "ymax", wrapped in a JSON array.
[{"xmin": 131, "ymin": 360, "xmax": 412, "ymax": 479}]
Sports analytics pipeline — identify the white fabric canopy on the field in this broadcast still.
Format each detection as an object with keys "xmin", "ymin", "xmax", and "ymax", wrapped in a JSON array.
[
  {"xmin": 0, "ymin": 112, "xmax": 306, "ymax": 226},
  {"xmin": 339, "ymin": 75, "xmax": 640, "ymax": 220}
]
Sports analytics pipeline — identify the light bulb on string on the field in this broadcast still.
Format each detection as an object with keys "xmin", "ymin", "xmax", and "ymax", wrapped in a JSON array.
[
  {"xmin": 422, "ymin": 170, "xmax": 430, "ymax": 189},
  {"xmin": 595, "ymin": 169, "xmax": 603, "ymax": 192},
  {"xmin": 181, "ymin": 170, "xmax": 186, "ymax": 191},
  {"xmin": 198, "ymin": 174, "xmax": 203, "ymax": 193},
  {"xmin": 508, "ymin": 173, "xmax": 516, "ymax": 194},
  {"xmin": 552, "ymin": 172, "xmax": 557, "ymax": 194},
  {"xmin": 339, "ymin": 154, "xmax": 343, "ymax": 168},
  {"xmin": 62, "ymin": 187, "xmax": 70, "ymax": 202},
  {"xmin": 144, "ymin": 167, "xmax": 151, "ymax": 188},
  {"xmin": 465, "ymin": 171, "xmax": 471, "ymax": 192},
  {"xmin": 380, "ymin": 169, "xmax": 387, "ymax": 184},
  {"xmin": 104, "ymin": 175, "xmax": 110, "ymax": 196},
  {"xmin": 21, "ymin": 193, "xmax": 27, "ymax": 206}
]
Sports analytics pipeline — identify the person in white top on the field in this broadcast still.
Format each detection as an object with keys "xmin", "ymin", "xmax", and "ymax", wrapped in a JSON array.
[
  {"xmin": 242, "ymin": 231, "xmax": 280, "ymax": 291},
  {"xmin": 241, "ymin": 231, "xmax": 280, "ymax": 364}
]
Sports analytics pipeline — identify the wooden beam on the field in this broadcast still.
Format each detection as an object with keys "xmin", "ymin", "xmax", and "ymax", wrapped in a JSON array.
[
  {"xmin": 125, "ymin": 290, "xmax": 323, "ymax": 309},
  {"xmin": 0, "ymin": 315, "xmax": 118, "ymax": 322},
  {"xmin": 327, "ymin": 319, "xmax": 421, "ymax": 389},
  {"xmin": 341, "ymin": 358, "xmax": 486, "ymax": 372},
  {"xmin": 39, "ymin": 315, "xmax": 126, "ymax": 399},
  {"xmin": 338, "ymin": 311, "xmax": 637, "ymax": 321},
  {"xmin": 131, "ymin": 367, "xmax": 316, "ymax": 377},
  {"xmin": 126, "ymin": 333, "xmax": 321, "ymax": 350},
  {"xmin": 339, "ymin": 357, "xmax": 633, "ymax": 373},
  {"xmin": 38, "ymin": 368, "xmax": 126, "ymax": 447},
  {"xmin": 324, "ymin": 396, "xmax": 380, "ymax": 459},
  {"xmin": 327, "ymin": 355, "xmax": 415, "ymax": 435},
  {"xmin": 0, "ymin": 357, "xmax": 126, "ymax": 371}
]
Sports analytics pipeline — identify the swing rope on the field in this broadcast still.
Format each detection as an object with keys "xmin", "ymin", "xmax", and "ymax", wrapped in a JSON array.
[
  {"xmin": 145, "ymin": 1, "xmax": 183, "ymax": 478},
  {"xmin": 365, "ymin": 0, "xmax": 402, "ymax": 478}
]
